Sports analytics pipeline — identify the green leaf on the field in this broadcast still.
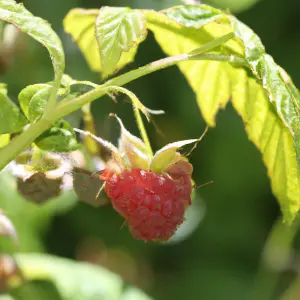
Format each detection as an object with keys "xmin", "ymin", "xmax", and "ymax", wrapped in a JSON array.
[
  {"xmin": 12, "ymin": 280, "xmax": 64, "ymax": 300},
  {"xmin": 145, "ymin": 7, "xmax": 240, "ymax": 126},
  {"xmin": 34, "ymin": 120, "xmax": 79, "ymax": 152},
  {"xmin": 63, "ymin": 7, "xmax": 147, "ymax": 77},
  {"xmin": 95, "ymin": 6, "xmax": 147, "ymax": 77},
  {"xmin": 18, "ymin": 84, "xmax": 51, "ymax": 118},
  {"xmin": 0, "ymin": 134, "xmax": 9, "ymax": 147},
  {"xmin": 63, "ymin": 9, "xmax": 99, "ymax": 72},
  {"xmin": 145, "ymin": 5, "xmax": 300, "ymax": 222},
  {"xmin": 15, "ymin": 253, "xmax": 154, "ymax": 300},
  {"xmin": 0, "ymin": 0, "xmax": 65, "ymax": 88},
  {"xmin": 0, "ymin": 84, "xmax": 28, "ymax": 134},
  {"xmin": 28, "ymin": 87, "xmax": 51, "ymax": 122}
]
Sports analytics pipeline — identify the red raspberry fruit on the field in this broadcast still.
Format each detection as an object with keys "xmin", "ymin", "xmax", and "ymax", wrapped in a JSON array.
[{"xmin": 101, "ymin": 168, "xmax": 192, "ymax": 241}]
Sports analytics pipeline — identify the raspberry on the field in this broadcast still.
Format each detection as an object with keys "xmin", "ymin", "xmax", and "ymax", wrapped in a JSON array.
[{"xmin": 101, "ymin": 168, "xmax": 192, "ymax": 241}]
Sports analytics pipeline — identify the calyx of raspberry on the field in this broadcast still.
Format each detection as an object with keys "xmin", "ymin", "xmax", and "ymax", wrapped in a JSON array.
[{"xmin": 114, "ymin": 115, "xmax": 197, "ymax": 175}]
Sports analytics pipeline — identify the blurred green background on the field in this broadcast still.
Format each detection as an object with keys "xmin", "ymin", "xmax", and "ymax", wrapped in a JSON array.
[{"xmin": 1, "ymin": 0, "xmax": 300, "ymax": 299}]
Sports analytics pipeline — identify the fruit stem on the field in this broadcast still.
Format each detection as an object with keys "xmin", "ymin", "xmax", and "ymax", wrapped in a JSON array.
[{"xmin": 133, "ymin": 105, "xmax": 153, "ymax": 157}]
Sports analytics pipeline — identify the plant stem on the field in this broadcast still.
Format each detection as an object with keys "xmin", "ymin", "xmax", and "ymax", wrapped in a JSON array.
[
  {"xmin": 55, "ymin": 52, "xmax": 246, "ymax": 120},
  {"xmin": 0, "ymin": 50, "xmax": 246, "ymax": 170},
  {"xmin": 0, "ymin": 117, "xmax": 52, "ymax": 170},
  {"xmin": 133, "ymin": 106, "xmax": 153, "ymax": 156}
]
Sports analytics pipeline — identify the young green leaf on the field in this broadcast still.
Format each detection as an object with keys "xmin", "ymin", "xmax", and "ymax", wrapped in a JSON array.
[
  {"xmin": 28, "ymin": 87, "xmax": 52, "ymax": 122},
  {"xmin": 0, "ymin": 84, "xmax": 28, "ymax": 134},
  {"xmin": 0, "ymin": 0, "xmax": 65, "ymax": 101},
  {"xmin": 63, "ymin": 7, "xmax": 147, "ymax": 77},
  {"xmin": 18, "ymin": 84, "xmax": 51, "ymax": 118},
  {"xmin": 145, "ymin": 5, "xmax": 300, "ymax": 222},
  {"xmin": 34, "ymin": 120, "xmax": 79, "ymax": 152},
  {"xmin": 64, "ymin": 9, "xmax": 99, "ymax": 71},
  {"xmin": 96, "ymin": 6, "xmax": 147, "ymax": 77}
]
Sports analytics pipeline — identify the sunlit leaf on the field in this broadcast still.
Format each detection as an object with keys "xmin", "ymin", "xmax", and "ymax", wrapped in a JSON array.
[
  {"xmin": 96, "ymin": 6, "xmax": 147, "ymax": 77},
  {"xmin": 0, "ymin": 84, "xmax": 28, "ymax": 134},
  {"xmin": 145, "ymin": 7, "xmax": 239, "ymax": 126},
  {"xmin": 145, "ymin": 5, "xmax": 300, "ymax": 222},
  {"xmin": 64, "ymin": 7, "xmax": 147, "ymax": 77},
  {"xmin": 0, "ymin": 134, "xmax": 10, "ymax": 148},
  {"xmin": 63, "ymin": 9, "xmax": 99, "ymax": 71},
  {"xmin": 0, "ymin": 0, "xmax": 65, "ymax": 89}
]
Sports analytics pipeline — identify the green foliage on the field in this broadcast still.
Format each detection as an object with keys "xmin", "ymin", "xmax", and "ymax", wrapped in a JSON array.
[
  {"xmin": 18, "ymin": 84, "xmax": 51, "ymax": 119},
  {"xmin": 14, "ymin": 253, "xmax": 153, "ymax": 300},
  {"xmin": 145, "ymin": 6, "xmax": 300, "ymax": 222},
  {"xmin": 64, "ymin": 7, "xmax": 147, "ymax": 77},
  {"xmin": 0, "ymin": 0, "xmax": 299, "ymax": 299},
  {"xmin": 34, "ymin": 120, "xmax": 79, "ymax": 152},
  {"xmin": 0, "ymin": 84, "xmax": 28, "ymax": 134},
  {"xmin": 95, "ymin": 7, "xmax": 147, "ymax": 77}
]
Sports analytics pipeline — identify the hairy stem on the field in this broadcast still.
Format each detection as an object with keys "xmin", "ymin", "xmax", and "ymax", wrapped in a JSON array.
[{"xmin": 0, "ymin": 117, "xmax": 52, "ymax": 170}]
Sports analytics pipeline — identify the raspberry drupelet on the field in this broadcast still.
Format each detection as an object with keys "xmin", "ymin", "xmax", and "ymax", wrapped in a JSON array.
[{"xmin": 101, "ymin": 168, "xmax": 193, "ymax": 241}]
